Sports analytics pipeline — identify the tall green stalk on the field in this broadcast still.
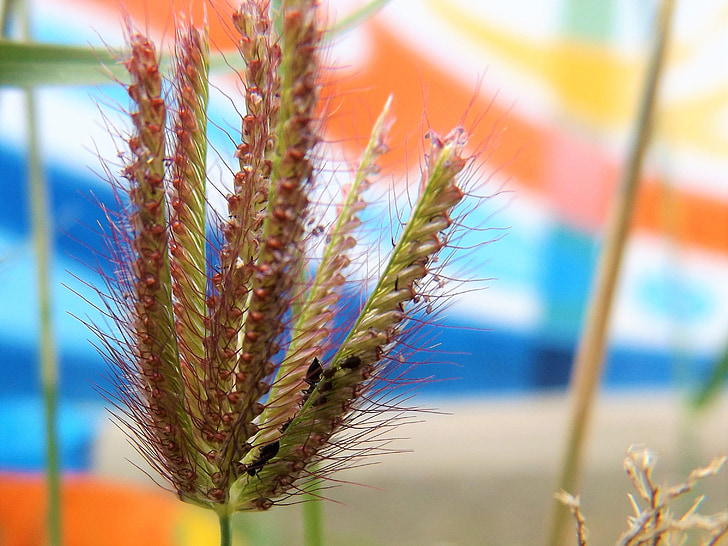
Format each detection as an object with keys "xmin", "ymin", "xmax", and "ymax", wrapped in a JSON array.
[
  {"xmin": 27, "ymin": 85, "xmax": 62, "ymax": 546},
  {"xmin": 547, "ymin": 1, "xmax": 675, "ymax": 544},
  {"xmin": 14, "ymin": 0, "xmax": 62, "ymax": 543}
]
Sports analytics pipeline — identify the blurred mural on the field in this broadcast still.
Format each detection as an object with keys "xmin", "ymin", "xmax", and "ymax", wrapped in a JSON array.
[{"xmin": 2, "ymin": 0, "xmax": 728, "ymax": 515}]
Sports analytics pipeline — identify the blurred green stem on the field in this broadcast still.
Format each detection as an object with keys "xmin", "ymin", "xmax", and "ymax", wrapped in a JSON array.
[
  {"xmin": 219, "ymin": 512, "xmax": 232, "ymax": 546},
  {"xmin": 27, "ymin": 68, "xmax": 62, "ymax": 546},
  {"xmin": 16, "ymin": 0, "xmax": 62, "ymax": 543},
  {"xmin": 547, "ymin": 1, "xmax": 675, "ymax": 544},
  {"xmin": 303, "ymin": 485, "xmax": 323, "ymax": 546}
]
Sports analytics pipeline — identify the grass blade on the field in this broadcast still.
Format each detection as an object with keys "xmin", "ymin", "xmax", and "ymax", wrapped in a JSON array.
[{"xmin": 0, "ymin": 41, "xmax": 123, "ymax": 86}]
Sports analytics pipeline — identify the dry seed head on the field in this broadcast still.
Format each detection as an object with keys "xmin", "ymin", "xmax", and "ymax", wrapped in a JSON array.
[{"xmin": 559, "ymin": 446, "xmax": 728, "ymax": 545}]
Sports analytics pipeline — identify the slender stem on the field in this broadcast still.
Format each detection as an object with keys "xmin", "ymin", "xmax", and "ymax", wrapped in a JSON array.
[
  {"xmin": 27, "ymin": 73, "xmax": 62, "ymax": 546},
  {"xmin": 27, "ymin": 75, "xmax": 62, "ymax": 546},
  {"xmin": 219, "ymin": 512, "xmax": 232, "ymax": 546},
  {"xmin": 547, "ymin": 1, "xmax": 675, "ymax": 544},
  {"xmin": 17, "ymin": 0, "xmax": 62, "ymax": 543},
  {"xmin": 303, "ymin": 484, "xmax": 324, "ymax": 546}
]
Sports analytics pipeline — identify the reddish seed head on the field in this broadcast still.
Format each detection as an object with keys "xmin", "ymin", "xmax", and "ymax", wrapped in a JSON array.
[
  {"xmin": 254, "ymin": 498, "xmax": 274, "ymax": 511},
  {"xmin": 127, "ymin": 84, "xmax": 139, "ymax": 101},
  {"xmin": 295, "ymin": 444, "xmax": 315, "ymax": 458},
  {"xmin": 275, "ymin": 475, "xmax": 295, "ymax": 487},
  {"xmin": 145, "ymin": 199, "xmax": 160, "ymax": 214},
  {"xmin": 234, "ymin": 283, "xmax": 249, "ymax": 298},
  {"xmin": 147, "ymin": 120, "xmax": 163, "ymax": 133},
  {"xmin": 287, "ymin": 147, "xmax": 304, "ymax": 161},
  {"xmin": 207, "ymin": 488, "xmax": 225, "ymax": 501},
  {"xmin": 266, "ymin": 237, "xmax": 282, "ymax": 250},
  {"xmin": 149, "ymin": 96, "xmax": 165, "ymax": 109},
  {"xmin": 144, "ymin": 63, "xmax": 159, "ymax": 79},
  {"xmin": 178, "ymin": 468, "xmax": 195, "ymax": 481},
  {"xmin": 280, "ymin": 180, "xmax": 296, "ymax": 192},
  {"xmin": 272, "ymin": 206, "xmax": 291, "ymax": 221}
]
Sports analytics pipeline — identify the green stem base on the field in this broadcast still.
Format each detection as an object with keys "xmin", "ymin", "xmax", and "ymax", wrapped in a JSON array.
[{"xmin": 219, "ymin": 512, "xmax": 232, "ymax": 546}]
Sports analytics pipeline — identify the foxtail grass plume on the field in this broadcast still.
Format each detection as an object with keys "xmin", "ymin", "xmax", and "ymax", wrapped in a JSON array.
[{"xmin": 91, "ymin": 0, "xmax": 492, "ymax": 517}]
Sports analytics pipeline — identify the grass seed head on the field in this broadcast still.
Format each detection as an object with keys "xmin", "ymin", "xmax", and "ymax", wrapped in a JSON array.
[{"xmin": 94, "ymin": 0, "xmax": 496, "ymax": 513}]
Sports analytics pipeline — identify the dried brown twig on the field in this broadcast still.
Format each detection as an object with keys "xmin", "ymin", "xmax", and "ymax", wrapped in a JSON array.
[{"xmin": 556, "ymin": 446, "xmax": 728, "ymax": 546}]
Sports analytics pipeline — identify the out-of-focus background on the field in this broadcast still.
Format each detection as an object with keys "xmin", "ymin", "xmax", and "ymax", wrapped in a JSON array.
[{"xmin": 2, "ymin": 0, "xmax": 728, "ymax": 544}]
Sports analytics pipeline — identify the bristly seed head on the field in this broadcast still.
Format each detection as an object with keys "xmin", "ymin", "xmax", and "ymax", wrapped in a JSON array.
[{"xmin": 93, "ymin": 0, "xmax": 493, "ymax": 515}]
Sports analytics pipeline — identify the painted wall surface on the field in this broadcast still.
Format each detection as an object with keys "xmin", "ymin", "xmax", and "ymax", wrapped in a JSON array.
[{"xmin": 3, "ymin": 0, "xmax": 728, "ymax": 472}]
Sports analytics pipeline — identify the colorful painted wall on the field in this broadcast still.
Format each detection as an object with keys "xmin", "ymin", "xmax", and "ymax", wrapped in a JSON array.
[{"xmin": 2, "ymin": 0, "xmax": 728, "ymax": 479}]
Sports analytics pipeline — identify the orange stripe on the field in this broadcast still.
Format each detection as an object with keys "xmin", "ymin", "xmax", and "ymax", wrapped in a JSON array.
[
  {"xmin": 111, "ymin": 0, "xmax": 237, "ymax": 47},
  {"xmin": 635, "ymin": 181, "xmax": 728, "ymax": 254},
  {"xmin": 0, "ymin": 474, "xmax": 179, "ymax": 546}
]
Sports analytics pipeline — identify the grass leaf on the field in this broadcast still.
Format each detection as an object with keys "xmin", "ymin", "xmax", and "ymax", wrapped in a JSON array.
[{"xmin": 0, "ymin": 40, "xmax": 124, "ymax": 86}]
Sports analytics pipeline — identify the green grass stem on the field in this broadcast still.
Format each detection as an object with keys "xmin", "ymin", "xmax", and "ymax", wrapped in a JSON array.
[
  {"xmin": 27, "ymin": 85, "xmax": 62, "ymax": 546},
  {"xmin": 15, "ymin": 0, "xmax": 62, "ymax": 543},
  {"xmin": 303, "ymin": 484, "xmax": 324, "ymax": 546},
  {"xmin": 219, "ymin": 512, "xmax": 232, "ymax": 546}
]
